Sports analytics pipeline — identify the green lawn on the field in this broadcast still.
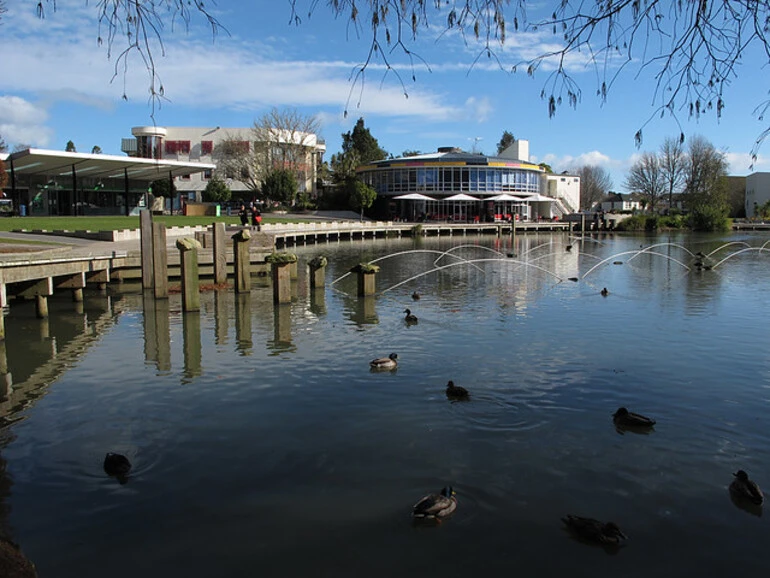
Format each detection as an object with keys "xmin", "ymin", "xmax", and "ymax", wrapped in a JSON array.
[{"xmin": 0, "ymin": 214, "xmax": 309, "ymax": 232}]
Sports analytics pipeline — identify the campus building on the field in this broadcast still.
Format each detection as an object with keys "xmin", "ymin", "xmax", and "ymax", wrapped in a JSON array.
[
  {"xmin": 121, "ymin": 125, "xmax": 326, "ymax": 202},
  {"xmin": 0, "ymin": 148, "xmax": 213, "ymax": 216},
  {"xmin": 745, "ymin": 172, "xmax": 770, "ymax": 218},
  {"xmin": 355, "ymin": 140, "xmax": 580, "ymax": 221}
]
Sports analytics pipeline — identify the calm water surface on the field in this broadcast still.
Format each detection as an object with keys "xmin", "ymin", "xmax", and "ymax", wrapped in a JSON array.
[{"xmin": 2, "ymin": 232, "xmax": 770, "ymax": 577}]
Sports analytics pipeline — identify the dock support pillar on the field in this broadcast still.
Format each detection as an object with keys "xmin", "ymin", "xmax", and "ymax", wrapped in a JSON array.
[
  {"xmin": 177, "ymin": 237, "xmax": 201, "ymax": 312},
  {"xmin": 212, "ymin": 222, "xmax": 227, "ymax": 285},
  {"xmin": 152, "ymin": 222, "xmax": 168, "ymax": 299},
  {"xmin": 232, "ymin": 229, "xmax": 252, "ymax": 293},
  {"xmin": 271, "ymin": 263, "xmax": 292, "ymax": 304}
]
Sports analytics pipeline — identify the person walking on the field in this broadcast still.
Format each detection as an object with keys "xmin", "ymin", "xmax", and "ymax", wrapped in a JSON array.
[
  {"xmin": 252, "ymin": 206, "xmax": 262, "ymax": 232},
  {"xmin": 238, "ymin": 203, "xmax": 249, "ymax": 227}
]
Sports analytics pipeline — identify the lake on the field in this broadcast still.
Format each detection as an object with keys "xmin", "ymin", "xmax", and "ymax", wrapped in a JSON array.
[{"xmin": 1, "ymin": 231, "xmax": 769, "ymax": 577}]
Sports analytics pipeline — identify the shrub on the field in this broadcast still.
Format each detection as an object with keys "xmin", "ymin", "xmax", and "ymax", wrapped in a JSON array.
[
  {"xmin": 265, "ymin": 252, "xmax": 298, "ymax": 264},
  {"xmin": 350, "ymin": 262, "xmax": 380, "ymax": 273}
]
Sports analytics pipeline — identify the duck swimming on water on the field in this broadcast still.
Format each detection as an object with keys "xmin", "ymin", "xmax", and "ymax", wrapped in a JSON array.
[
  {"xmin": 600, "ymin": 287, "xmax": 609, "ymax": 297},
  {"xmin": 730, "ymin": 470, "xmax": 764, "ymax": 505},
  {"xmin": 613, "ymin": 407, "xmax": 656, "ymax": 428},
  {"xmin": 404, "ymin": 309, "xmax": 419, "ymax": 324},
  {"xmin": 412, "ymin": 291, "xmax": 421, "ymax": 301},
  {"xmin": 412, "ymin": 486, "xmax": 457, "ymax": 520},
  {"xmin": 103, "ymin": 452, "xmax": 132, "ymax": 477},
  {"xmin": 370, "ymin": 353, "xmax": 398, "ymax": 370},
  {"xmin": 445, "ymin": 380, "xmax": 470, "ymax": 401},
  {"xmin": 562, "ymin": 515, "xmax": 627, "ymax": 545}
]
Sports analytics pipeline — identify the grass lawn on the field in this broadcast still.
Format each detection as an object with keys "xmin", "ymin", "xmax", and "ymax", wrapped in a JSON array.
[{"xmin": 0, "ymin": 214, "xmax": 312, "ymax": 232}]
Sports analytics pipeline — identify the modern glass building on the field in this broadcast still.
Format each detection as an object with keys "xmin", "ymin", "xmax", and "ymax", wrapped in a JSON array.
[{"xmin": 356, "ymin": 144, "xmax": 578, "ymax": 221}]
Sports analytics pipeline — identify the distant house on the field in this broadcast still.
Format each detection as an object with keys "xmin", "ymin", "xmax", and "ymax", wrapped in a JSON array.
[
  {"xmin": 746, "ymin": 172, "xmax": 770, "ymax": 218},
  {"xmin": 596, "ymin": 192, "xmax": 643, "ymax": 212}
]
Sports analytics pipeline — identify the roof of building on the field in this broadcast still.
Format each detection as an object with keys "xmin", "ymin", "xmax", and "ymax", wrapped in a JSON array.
[
  {"xmin": 358, "ymin": 149, "xmax": 544, "ymax": 170},
  {"xmin": 3, "ymin": 148, "xmax": 215, "ymax": 182}
]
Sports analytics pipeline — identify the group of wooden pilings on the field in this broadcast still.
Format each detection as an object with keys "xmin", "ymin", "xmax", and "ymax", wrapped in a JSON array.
[{"xmin": 140, "ymin": 212, "xmax": 334, "ymax": 310}]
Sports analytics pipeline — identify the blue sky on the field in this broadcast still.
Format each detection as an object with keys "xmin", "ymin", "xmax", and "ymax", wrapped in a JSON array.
[{"xmin": 2, "ymin": 0, "xmax": 769, "ymax": 190}]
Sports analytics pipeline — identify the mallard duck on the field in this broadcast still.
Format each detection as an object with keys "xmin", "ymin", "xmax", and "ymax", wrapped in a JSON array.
[
  {"xmin": 730, "ymin": 470, "xmax": 764, "ymax": 505},
  {"xmin": 370, "ymin": 352, "xmax": 398, "ymax": 369},
  {"xmin": 568, "ymin": 277, "xmax": 579, "ymax": 282},
  {"xmin": 613, "ymin": 407, "xmax": 656, "ymax": 428},
  {"xmin": 600, "ymin": 287, "xmax": 609, "ymax": 297},
  {"xmin": 412, "ymin": 291, "xmax": 421, "ymax": 301},
  {"xmin": 412, "ymin": 486, "xmax": 457, "ymax": 519},
  {"xmin": 103, "ymin": 452, "xmax": 132, "ymax": 477},
  {"xmin": 445, "ymin": 380, "xmax": 470, "ymax": 401},
  {"xmin": 562, "ymin": 515, "xmax": 627, "ymax": 545},
  {"xmin": 565, "ymin": 245, "xmax": 572, "ymax": 252},
  {"xmin": 404, "ymin": 308, "xmax": 419, "ymax": 324}
]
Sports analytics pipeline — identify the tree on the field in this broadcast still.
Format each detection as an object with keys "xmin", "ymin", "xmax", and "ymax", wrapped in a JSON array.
[
  {"xmin": 683, "ymin": 136, "xmax": 729, "ymax": 231},
  {"xmin": 65, "ymin": 140, "xmax": 77, "ymax": 152},
  {"xmin": 659, "ymin": 137, "xmax": 686, "ymax": 213},
  {"xmin": 496, "ymin": 131, "xmax": 515, "ymax": 155},
  {"xmin": 262, "ymin": 168, "xmax": 297, "ymax": 206},
  {"xmin": 215, "ymin": 107, "xmax": 320, "ymax": 198},
  {"xmin": 401, "ymin": 149, "xmax": 422, "ymax": 158},
  {"xmin": 0, "ymin": 135, "xmax": 7, "ymax": 153},
  {"xmin": 149, "ymin": 178, "xmax": 176, "ymax": 202},
  {"xmin": 91, "ymin": 146, "xmax": 103, "ymax": 154},
  {"xmin": 538, "ymin": 162, "xmax": 553, "ymax": 174},
  {"xmin": 12, "ymin": 143, "xmax": 30, "ymax": 153},
  {"xmin": 202, "ymin": 178, "xmax": 232, "ymax": 204},
  {"xmin": 341, "ymin": 118, "xmax": 388, "ymax": 166},
  {"xmin": 347, "ymin": 180, "xmax": 377, "ymax": 220},
  {"xmin": 625, "ymin": 152, "xmax": 665, "ymax": 213},
  {"xmin": 576, "ymin": 165, "xmax": 613, "ymax": 211}
]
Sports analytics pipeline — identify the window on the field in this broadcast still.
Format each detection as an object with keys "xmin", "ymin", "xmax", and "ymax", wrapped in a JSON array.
[
  {"xmin": 203, "ymin": 169, "xmax": 213, "ymax": 180},
  {"xmin": 179, "ymin": 174, "xmax": 191, "ymax": 181},
  {"xmin": 201, "ymin": 141, "xmax": 213, "ymax": 155},
  {"xmin": 165, "ymin": 140, "xmax": 191, "ymax": 154}
]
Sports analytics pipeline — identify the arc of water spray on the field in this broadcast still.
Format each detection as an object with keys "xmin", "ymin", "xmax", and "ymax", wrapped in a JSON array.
[
  {"xmin": 433, "ymin": 244, "xmax": 506, "ymax": 268},
  {"xmin": 706, "ymin": 241, "xmax": 752, "ymax": 258},
  {"xmin": 628, "ymin": 243, "xmax": 695, "ymax": 263},
  {"xmin": 582, "ymin": 249, "xmax": 691, "ymax": 279},
  {"xmin": 711, "ymin": 247, "xmax": 769, "ymax": 269},
  {"xmin": 380, "ymin": 257, "xmax": 564, "ymax": 294},
  {"xmin": 329, "ymin": 249, "xmax": 484, "ymax": 286}
]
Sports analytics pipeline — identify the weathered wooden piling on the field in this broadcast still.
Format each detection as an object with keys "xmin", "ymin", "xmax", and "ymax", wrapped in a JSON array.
[
  {"xmin": 232, "ymin": 229, "xmax": 252, "ymax": 293},
  {"xmin": 212, "ymin": 222, "xmax": 227, "ymax": 285},
  {"xmin": 352, "ymin": 263, "xmax": 379, "ymax": 297},
  {"xmin": 176, "ymin": 237, "xmax": 202, "ymax": 312},
  {"xmin": 266, "ymin": 253, "xmax": 297, "ymax": 304},
  {"xmin": 140, "ymin": 210, "xmax": 154, "ymax": 289},
  {"xmin": 152, "ymin": 222, "xmax": 168, "ymax": 299},
  {"xmin": 308, "ymin": 256, "xmax": 327, "ymax": 288}
]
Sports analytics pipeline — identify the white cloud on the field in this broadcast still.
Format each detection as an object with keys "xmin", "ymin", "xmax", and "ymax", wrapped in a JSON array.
[
  {"xmin": 725, "ymin": 152, "xmax": 770, "ymax": 175},
  {"xmin": 464, "ymin": 96, "xmax": 493, "ymax": 123},
  {"xmin": 0, "ymin": 96, "xmax": 53, "ymax": 147}
]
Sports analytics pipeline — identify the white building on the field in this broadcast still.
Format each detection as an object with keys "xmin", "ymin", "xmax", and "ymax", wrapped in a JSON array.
[
  {"xmin": 745, "ymin": 172, "xmax": 770, "ymax": 218},
  {"xmin": 121, "ymin": 125, "xmax": 326, "ymax": 201}
]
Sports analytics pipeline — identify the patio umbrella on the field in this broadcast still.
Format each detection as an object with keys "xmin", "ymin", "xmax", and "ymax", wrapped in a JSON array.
[
  {"xmin": 485, "ymin": 194, "xmax": 526, "ymax": 201},
  {"xmin": 393, "ymin": 193, "xmax": 437, "ymax": 201},
  {"xmin": 442, "ymin": 193, "xmax": 480, "ymax": 222}
]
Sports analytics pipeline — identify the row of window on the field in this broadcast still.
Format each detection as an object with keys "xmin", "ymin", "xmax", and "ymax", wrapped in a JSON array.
[{"xmin": 359, "ymin": 167, "xmax": 542, "ymax": 194}]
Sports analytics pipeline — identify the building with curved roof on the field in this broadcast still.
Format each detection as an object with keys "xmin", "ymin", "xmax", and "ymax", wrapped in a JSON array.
[{"xmin": 356, "ymin": 140, "xmax": 580, "ymax": 222}]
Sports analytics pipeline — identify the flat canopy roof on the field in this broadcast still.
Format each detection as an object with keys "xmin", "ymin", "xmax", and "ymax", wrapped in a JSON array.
[{"xmin": 3, "ymin": 148, "xmax": 215, "ymax": 182}]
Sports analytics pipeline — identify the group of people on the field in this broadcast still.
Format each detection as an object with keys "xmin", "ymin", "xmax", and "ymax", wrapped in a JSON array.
[{"xmin": 238, "ymin": 202, "xmax": 262, "ymax": 231}]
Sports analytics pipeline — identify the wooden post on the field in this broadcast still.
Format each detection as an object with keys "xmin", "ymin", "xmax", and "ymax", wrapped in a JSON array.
[
  {"xmin": 152, "ymin": 222, "xmax": 168, "ymax": 299},
  {"xmin": 232, "ymin": 229, "xmax": 252, "ymax": 293},
  {"xmin": 140, "ymin": 210, "xmax": 154, "ymax": 289},
  {"xmin": 357, "ymin": 271, "xmax": 376, "ymax": 296},
  {"xmin": 176, "ymin": 237, "xmax": 201, "ymax": 312},
  {"xmin": 212, "ymin": 222, "xmax": 227, "ymax": 285},
  {"xmin": 272, "ymin": 263, "xmax": 292, "ymax": 304},
  {"xmin": 308, "ymin": 257, "xmax": 327, "ymax": 288},
  {"xmin": 35, "ymin": 295, "xmax": 49, "ymax": 319}
]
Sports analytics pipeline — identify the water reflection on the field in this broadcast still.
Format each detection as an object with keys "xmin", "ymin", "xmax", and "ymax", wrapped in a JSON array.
[{"xmin": 0, "ymin": 232, "xmax": 769, "ymax": 578}]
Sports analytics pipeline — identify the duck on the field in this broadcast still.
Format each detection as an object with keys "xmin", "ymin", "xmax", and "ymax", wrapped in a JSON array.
[
  {"xmin": 445, "ymin": 380, "xmax": 470, "ymax": 401},
  {"xmin": 562, "ymin": 515, "xmax": 627, "ymax": 545},
  {"xmin": 612, "ymin": 407, "xmax": 656, "ymax": 428},
  {"xmin": 103, "ymin": 452, "xmax": 132, "ymax": 477},
  {"xmin": 404, "ymin": 308, "xmax": 419, "ymax": 324},
  {"xmin": 412, "ymin": 486, "xmax": 457, "ymax": 519},
  {"xmin": 565, "ymin": 245, "xmax": 572, "ymax": 252},
  {"xmin": 567, "ymin": 277, "xmax": 579, "ymax": 282},
  {"xmin": 370, "ymin": 352, "xmax": 398, "ymax": 370},
  {"xmin": 730, "ymin": 470, "xmax": 764, "ymax": 505},
  {"xmin": 411, "ymin": 291, "xmax": 421, "ymax": 301},
  {"xmin": 600, "ymin": 287, "xmax": 609, "ymax": 297}
]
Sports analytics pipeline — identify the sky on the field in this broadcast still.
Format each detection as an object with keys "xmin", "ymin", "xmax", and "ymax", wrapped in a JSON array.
[{"xmin": 2, "ymin": 0, "xmax": 770, "ymax": 191}]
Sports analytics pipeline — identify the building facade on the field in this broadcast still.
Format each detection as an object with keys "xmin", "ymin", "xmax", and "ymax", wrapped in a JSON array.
[
  {"xmin": 122, "ymin": 126, "xmax": 326, "ymax": 202},
  {"xmin": 745, "ymin": 172, "xmax": 770, "ymax": 218},
  {"xmin": 355, "ymin": 140, "xmax": 580, "ymax": 221}
]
